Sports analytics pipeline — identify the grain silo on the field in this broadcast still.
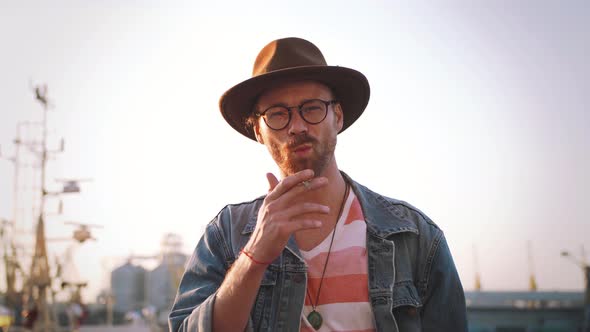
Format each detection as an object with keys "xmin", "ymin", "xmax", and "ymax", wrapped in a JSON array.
[
  {"xmin": 146, "ymin": 233, "xmax": 187, "ymax": 324},
  {"xmin": 110, "ymin": 261, "xmax": 146, "ymax": 314}
]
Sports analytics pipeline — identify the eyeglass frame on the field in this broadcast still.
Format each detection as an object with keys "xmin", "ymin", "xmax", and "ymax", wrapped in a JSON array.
[{"xmin": 254, "ymin": 99, "xmax": 339, "ymax": 131}]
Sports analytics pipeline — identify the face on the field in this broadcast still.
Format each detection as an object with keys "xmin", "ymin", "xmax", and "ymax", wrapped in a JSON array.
[{"xmin": 254, "ymin": 81, "xmax": 343, "ymax": 177}]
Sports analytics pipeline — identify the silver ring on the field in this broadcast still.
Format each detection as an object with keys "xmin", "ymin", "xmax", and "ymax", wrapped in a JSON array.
[{"xmin": 301, "ymin": 180, "xmax": 311, "ymax": 189}]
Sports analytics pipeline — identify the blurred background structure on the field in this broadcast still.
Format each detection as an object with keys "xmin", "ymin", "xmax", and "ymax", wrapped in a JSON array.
[
  {"xmin": 0, "ymin": 1, "xmax": 588, "ymax": 331},
  {"xmin": 109, "ymin": 233, "xmax": 186, "ymax": 327}
]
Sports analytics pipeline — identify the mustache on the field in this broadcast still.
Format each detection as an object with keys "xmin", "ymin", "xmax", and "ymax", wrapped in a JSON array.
[{"xmin": 286, "ymin": 133, "xmax": 317, "ymax": 148}]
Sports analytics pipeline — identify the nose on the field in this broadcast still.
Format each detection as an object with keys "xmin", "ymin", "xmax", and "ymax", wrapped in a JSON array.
[{"xmin": 287, "ymin": 109, "xmax": 308, "ymax": 135}]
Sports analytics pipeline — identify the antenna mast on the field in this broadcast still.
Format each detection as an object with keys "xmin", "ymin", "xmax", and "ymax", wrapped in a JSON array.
[
  {"xmin": 473, "ymin": 244, "xmax": 482, "ymax": 291},
  {"xmin": 527, "ymin": 241, "xmax": 538, "ymax": 291}
]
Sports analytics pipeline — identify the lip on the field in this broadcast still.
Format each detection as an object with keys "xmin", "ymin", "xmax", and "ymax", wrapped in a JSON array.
[{"xmin": 292, "ymin": 144, "xmax": 312, "ymax": 155}]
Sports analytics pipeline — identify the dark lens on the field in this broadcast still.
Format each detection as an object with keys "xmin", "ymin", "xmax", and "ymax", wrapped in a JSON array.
[
  {"xmin": 265, "ymin": 107, "xmax": 290, "ymax": 129},
  {"xmin": 300, "ymin": 100, "xmax": 327, "ymax": 124}
]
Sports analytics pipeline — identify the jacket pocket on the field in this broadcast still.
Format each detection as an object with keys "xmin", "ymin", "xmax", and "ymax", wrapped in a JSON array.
[{"xmin": 392, "ymin": 282, "xmax": 423, "ymax": 331}]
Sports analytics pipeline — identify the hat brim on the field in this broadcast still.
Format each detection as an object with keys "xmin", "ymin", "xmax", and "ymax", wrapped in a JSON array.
[{"xmin": 219, "ymin": 65, "xmax": 370, "ymax": 141}]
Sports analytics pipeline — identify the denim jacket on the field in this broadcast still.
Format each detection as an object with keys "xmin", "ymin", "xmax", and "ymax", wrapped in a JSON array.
[{"xmin": 169, "ymin": 173, "xmax": 467, "ymax": 332}]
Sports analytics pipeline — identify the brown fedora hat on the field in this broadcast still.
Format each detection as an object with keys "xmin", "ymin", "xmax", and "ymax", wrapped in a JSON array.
[{"xmin": 219, "ymin": 37, "xmax": 370, "ymax": 141}]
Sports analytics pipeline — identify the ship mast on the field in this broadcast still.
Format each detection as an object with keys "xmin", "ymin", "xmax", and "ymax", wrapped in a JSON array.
[{"xmin": 28, "ymin": 84, "xmax": 54, "ymax": 331}]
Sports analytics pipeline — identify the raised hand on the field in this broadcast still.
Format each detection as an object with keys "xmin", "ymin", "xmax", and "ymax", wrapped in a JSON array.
[{"xmin": 243, "ymin": 169, "xmax": 329, "ymax": 263}]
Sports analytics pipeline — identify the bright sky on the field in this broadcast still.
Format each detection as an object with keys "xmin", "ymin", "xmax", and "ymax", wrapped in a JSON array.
[{"xmin": 0, "ymin": 1, "xmax": 588, "ymax": 302}]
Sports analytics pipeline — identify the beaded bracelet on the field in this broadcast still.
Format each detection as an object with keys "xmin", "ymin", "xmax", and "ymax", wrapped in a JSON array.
[{"xmin": 239, "ymin": 249, "xmax": 273, "ymax": 265}]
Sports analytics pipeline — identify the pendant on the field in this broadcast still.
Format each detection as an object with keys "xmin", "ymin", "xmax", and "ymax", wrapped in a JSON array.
[{"xmin": 307, "ymin": 310, "xmax": 323, "ymax": 330}]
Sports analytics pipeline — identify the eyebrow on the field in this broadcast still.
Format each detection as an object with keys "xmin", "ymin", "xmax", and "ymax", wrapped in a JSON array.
[{"xmin": 262, "ymin": 98, "xmax": 326, "ymax": 110}]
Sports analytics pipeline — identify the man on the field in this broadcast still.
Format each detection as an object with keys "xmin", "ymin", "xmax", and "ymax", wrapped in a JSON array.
[{"xmin": 169, "ymin": 37, "xmax": 467, "ymax": 332}]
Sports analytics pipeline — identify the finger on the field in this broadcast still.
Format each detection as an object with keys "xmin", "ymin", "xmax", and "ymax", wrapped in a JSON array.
[
  {"xmin": 266, "ymin": 172, "xmax": 279, "ymax": 192},
  {"xmin": 277, "ymin": 202, "xmax": 330, "ymax": 220},
  {"xmin": 266, "ymin": 169, "xmax": 314, "ymax": 200},
  {"xmin": 277, "ymin": 176, "xmax": 328, "ymax": 204},
  {"xmin": 284, "ymin": 219, "xmax": 323, "ymax": 233}
]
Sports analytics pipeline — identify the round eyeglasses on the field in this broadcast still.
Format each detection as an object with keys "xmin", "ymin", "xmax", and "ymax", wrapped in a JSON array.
[{"xmin": 255, "ymin": 99, "xmax": 338, "ymax": 131}]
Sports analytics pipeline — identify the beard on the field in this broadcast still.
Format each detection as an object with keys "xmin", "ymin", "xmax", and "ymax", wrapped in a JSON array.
[{"xmin": 268, "ymin": 132, "xmax": 337, "ymax": 177}]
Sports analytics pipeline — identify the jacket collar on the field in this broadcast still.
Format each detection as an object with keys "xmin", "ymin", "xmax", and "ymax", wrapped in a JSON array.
[
  {"xmin": 342, "ymin": 172, "xmax": 419, "ymax": 238},
  {"xmin": 241, "ymin": 171, "xmax": 418, "ymax": 239}
]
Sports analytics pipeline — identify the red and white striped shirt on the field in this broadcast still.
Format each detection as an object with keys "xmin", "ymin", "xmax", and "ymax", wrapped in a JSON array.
[{"xmin": 300, "ymin": 190, "xmax": 376, "ymax": 332}]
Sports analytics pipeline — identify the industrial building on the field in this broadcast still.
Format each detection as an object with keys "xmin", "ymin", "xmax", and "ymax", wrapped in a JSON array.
[
  {"xmin": 466, "ymin": 291, "xmax": 586, "ymax": 331},
  {"xmin": 110, "ymin": 234, "xmax": 187, "ymax": 326}
]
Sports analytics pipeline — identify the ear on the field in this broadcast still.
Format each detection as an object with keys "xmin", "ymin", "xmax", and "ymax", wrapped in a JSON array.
[
  {"xmin": 253, "ymin": 121, "xmax": 265, "ymax": 144},
  {"xmin": 333, "ymin": 103, "xmax": 344, "ymax": 132}
]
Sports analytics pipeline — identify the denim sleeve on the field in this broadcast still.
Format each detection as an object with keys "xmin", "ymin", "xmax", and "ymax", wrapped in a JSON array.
[
  {"xmin": 168, "ymin": 221, "xmax": 230, "ymax": 332},
  {"xmin": 420, "ymin": 233, "xmax": 468, "ymax": 332}
]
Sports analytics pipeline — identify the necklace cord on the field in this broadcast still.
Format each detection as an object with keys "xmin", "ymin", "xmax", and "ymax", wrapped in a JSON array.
[{"xmin": 306, "ymin": 182, "xmax": 350, "ymax": 311}]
